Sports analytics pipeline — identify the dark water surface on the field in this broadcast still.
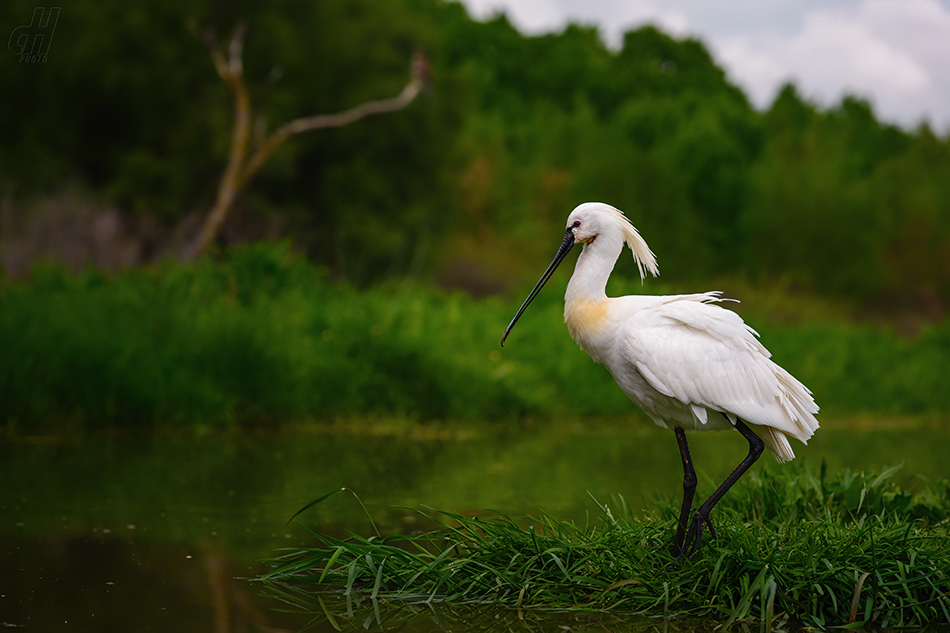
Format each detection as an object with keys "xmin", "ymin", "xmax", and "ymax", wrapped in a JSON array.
[{"xmin": 2, "ymin": 418, "xmax": 947, "ymax": 631}]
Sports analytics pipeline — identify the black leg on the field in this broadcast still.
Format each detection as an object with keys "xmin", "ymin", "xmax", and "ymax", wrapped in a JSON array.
[
  {"xmin": 672, "ymin": 427, "xmax": 697, "ymax": 556},
  {"xmin": 678, "ymin": 418, "xmax": 764, "ymax": 562}
]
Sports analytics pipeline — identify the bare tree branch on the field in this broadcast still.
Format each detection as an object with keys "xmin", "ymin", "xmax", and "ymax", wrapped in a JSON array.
[
  {"xmin": 187, "ymin": 25, "xmax": 251, "ymax": 260},
  {"xmin": 186, "ymin": 27, "xmax": 428, "ymax": 259}
]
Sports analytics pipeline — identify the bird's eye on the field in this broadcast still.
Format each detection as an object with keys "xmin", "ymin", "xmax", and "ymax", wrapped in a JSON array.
[{"xmin": 572, "ymin": 220, "xmax": 581, "ymax": 228}]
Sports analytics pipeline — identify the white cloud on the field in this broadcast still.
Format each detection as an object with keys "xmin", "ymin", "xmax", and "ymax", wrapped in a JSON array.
[
  {"xmin": 462, "ymin": 0, "xmax": 563, "ymax": 32},
  {"xmin": 462, "ymin": 0, "xmax": 690, "ymax": 46},
  {"xmin": 715, "ymin": 0, "xmax": 949, "ymax": 127}
]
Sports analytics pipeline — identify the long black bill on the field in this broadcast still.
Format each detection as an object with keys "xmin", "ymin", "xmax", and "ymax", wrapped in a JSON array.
[{"xmin": 500, "ymin": 227, "xmax": 576, "ymax": 347}]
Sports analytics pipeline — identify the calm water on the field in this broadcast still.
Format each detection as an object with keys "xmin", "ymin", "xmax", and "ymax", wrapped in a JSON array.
[{"xmin": 2, "ymin": 417, "xmax": 947, "ymax": 631}]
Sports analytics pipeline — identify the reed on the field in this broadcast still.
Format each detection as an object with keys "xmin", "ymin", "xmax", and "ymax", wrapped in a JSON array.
[{"xmin": 262, "ymin": 462, "xmax": 950, "ymax": 629}]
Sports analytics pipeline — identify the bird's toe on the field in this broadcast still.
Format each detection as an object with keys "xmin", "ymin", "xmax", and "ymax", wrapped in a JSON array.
[{"xmin": 705, "ymin": 516, "xmax": 718, "ymax": 540}]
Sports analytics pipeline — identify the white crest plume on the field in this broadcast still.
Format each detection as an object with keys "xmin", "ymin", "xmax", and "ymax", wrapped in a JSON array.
[{"xmin": 600, "ymin": 203, "xmax": 659, "ymax": 280}]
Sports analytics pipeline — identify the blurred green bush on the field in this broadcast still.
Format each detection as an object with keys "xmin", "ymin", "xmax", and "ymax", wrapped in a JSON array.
[{"xmin": 1, "ymin": 243, "xmax": 947, "ymax": 430}]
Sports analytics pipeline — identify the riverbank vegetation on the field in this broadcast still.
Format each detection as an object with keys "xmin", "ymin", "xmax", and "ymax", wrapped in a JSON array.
[
  {"xmin": 263, "ymin": 462, "xmax": 950, "ymax": 629},
  {"xmin": 1, "ymin": 243, "xmax": 948, "ymax": 432}
]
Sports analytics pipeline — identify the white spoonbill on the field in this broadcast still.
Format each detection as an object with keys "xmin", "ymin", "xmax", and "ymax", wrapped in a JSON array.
[{"xmin": 500, "ymin": 202, "xmax": 819, "ymax": 560}]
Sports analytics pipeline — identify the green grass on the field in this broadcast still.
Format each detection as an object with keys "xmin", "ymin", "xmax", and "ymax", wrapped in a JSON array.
[
  {"xmin": 1, "ymin": 242, "xmax": 949, "ymax": 430},
  {"xmin": 262, "ymin": 462, "xmax": 950, "ymax": 630}
]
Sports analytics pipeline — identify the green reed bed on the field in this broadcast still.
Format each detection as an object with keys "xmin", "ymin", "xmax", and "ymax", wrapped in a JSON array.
[
  {"xmin": 2, "ymin": 242, "xmax": 950, "ymax": 430},
  {"xmin": 262, "ymin": 462, "xmax": 950, "ymax": 629}
]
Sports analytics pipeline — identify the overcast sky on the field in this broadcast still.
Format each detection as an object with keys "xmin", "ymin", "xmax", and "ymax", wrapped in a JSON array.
[{"xmin": 459, "ymin": 0, "xmax": 950, "ymax": 132}]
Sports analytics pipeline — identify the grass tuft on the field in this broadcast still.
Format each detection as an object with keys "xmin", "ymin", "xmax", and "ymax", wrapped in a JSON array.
[{"xmin": 261, "ymin": 462, "xmax": 950, "ymax": 629}]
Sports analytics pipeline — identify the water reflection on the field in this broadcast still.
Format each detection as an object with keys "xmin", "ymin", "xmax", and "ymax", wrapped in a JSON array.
[
  {"xmin": 1, "ymin": 418, "xmax": 947, "ymax": 630},
  {"xmin": 259, "ymin": 583, "xmax": 696, "ymax": 633}
]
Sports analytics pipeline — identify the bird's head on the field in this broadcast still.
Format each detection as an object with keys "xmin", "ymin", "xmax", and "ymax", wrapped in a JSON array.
[
  {"xmin": 566, "ymin": 202, "xmax": 659, "ymax": 280},
  {"xmin": 500, "ymin": 202, "xmax": 658, "ymax": 347}
]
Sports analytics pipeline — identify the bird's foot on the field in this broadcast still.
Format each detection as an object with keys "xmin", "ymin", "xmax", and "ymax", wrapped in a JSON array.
[
  {"xmin": 675, "ymin": 511, "xmax": 716, "ymax": 563},
  {"xmin": 669, "ymin": 534, "xmax": 685, "ymax": 558}
]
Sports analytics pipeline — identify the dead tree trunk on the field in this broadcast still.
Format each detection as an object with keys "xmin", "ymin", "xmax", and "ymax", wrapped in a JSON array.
[{"xmin": 186, "ymin": 26, "xmax": 429, "ymax": 259}]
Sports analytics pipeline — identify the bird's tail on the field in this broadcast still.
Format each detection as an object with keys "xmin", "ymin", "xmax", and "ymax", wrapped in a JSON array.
[
  {"xmin": 761, "ymin": 427, "xmax": 796, "ymax": 462},
  {"xmin": 775, "ymin": 366, "xmax": 821, "ymax": 441}
]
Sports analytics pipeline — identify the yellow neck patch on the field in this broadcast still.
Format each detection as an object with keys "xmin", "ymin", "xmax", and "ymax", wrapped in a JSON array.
[{"xmin": 565, "ymin": 298, "xmax": 610, "ymax": 342}]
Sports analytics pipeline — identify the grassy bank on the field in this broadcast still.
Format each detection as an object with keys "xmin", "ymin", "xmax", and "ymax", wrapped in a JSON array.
[
  {"xmin": 263, "ymin": 462, "xmax": 950, "ymax": 629},
  {"xmin": 1, "ymin": 243, "xmax": 948, "ymax": 430}
]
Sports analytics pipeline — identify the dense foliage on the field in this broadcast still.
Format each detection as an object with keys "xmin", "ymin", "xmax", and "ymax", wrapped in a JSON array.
[
  {"xmin": 1, "ymin": 244, "xmax": 948, "ymax": 430},
  {"xmin": 2, "ymin": 0, "xmax": 949, "ymax": 307}
]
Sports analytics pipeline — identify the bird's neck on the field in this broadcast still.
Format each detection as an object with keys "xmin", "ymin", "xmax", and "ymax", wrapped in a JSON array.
[
  {"xmin": 565, "ymin": 234, "xmax": 622, "ymax": 305},
  {"xmin": 564, "ymin": 235, "xmax": 622, "ymax": 354}
]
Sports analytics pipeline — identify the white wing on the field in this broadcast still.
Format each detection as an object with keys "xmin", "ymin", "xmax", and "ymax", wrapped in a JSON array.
[{"xmin": 618, "ymin": 293, "xmax": 819, "ymax": 461}]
